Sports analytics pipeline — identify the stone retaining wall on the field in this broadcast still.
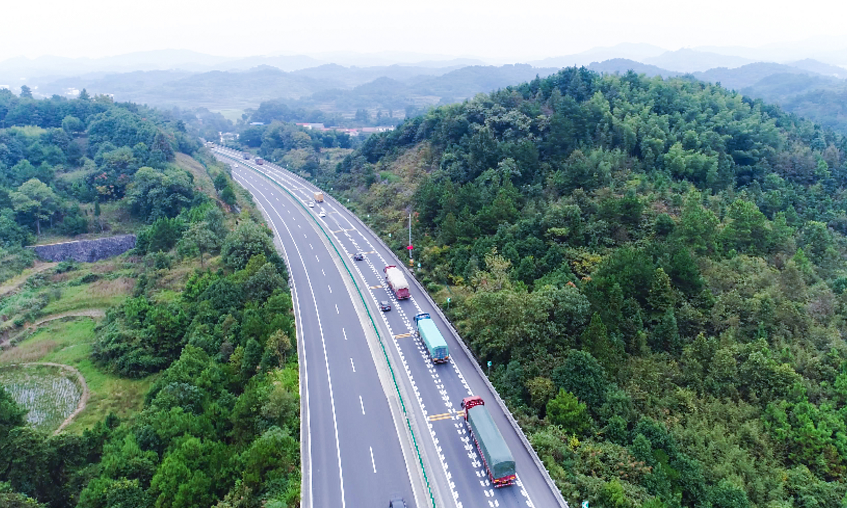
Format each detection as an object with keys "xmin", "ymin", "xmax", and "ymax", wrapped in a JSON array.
[{"xmin": 28, "ymin": 234, "xmax": 136, "ymax": 263}]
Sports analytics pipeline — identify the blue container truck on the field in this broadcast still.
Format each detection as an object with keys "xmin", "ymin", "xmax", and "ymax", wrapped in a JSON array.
[{"xmin": 413, "ymin": 313, "xmax": 449, "ymax": 364}]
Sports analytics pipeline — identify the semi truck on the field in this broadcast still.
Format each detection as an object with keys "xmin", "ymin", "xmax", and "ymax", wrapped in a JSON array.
[
  {"xmin": 314, "ymin": 191, "xmax": 324, "ymax": 203},
  {"xmin": 414, "ymin": 313, "xmax": 449, "ymax": 363},
  {"xmin": 461, "ymin": 396, "xmax": 516, "ymax": 487},
  {"xmin": 255, "ymin": 158, "xmax": 264, "ymax": 165},
  {"xmin": 383, "ymin": 265, "xmax": 410, "ymax": 299}
]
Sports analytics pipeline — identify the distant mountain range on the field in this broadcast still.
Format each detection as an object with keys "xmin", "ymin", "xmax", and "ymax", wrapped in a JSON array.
[
  {"xmin": 0, "ymin": 49, "xmax": 485, "ymax": 83},
  {"xmin": 4, "ymin": 44, "xmax": 847, "ymax": 134},
  {"xmin": 29, "ymin": 63, "xmax": 559, "ymax": 114}
]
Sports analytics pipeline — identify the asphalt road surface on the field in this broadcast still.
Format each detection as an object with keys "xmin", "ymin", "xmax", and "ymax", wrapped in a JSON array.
[{"xmin": 213, "ymin": 147, "xmax": 566, "ymax": 508}]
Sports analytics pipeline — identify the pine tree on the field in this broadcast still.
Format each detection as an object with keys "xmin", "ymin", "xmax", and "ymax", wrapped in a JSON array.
[
  {"xmin": 648, "ymin": 267, "xmax": 674, "ymax": 315},
  {"xmin": 581, "ymin": 313, "xmax": 619, "ymax": 372},
  {"xmin": 652, "ymin": 308, "xmax": 680, "ymax": 355}
]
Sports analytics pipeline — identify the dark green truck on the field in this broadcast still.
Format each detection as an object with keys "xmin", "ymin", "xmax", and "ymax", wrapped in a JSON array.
[{"xmin": 461, "ymin": 396, "xmax": 516, "ymax": 487}]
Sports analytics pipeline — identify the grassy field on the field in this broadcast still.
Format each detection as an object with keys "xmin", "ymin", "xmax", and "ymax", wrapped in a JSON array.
[
  {"xmin": 40, "ymin": 276, "xmax": 135, "ymax": 315},
  {"xmin": 213, "ymin": 109, "xmax": 244, "ymax": 123},
  {"xmin": 0, "ymin": 258, "xmax": 153, "ymax": 432},
  {"xmin": 0, "ymin": 364, "xmax": 82, "ymax": 432},
  {"xmin": 0, "ymin": 318, "xmax": 155, "ymax": 432}
]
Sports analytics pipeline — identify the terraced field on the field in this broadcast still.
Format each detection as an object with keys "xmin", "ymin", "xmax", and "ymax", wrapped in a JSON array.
[{"xmin": 0, "ymin": 364, "xmax": 83, "ymax": 432}]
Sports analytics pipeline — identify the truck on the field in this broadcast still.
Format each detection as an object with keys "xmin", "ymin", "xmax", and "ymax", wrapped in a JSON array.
[
  {"xmin": 314, "ymin": 192, "xmax": 324, "ymax": 203},
  {"xmin": 414, "ymin": 313, "xmax": 449, "ymax": 363},
  {"xmin": 255, "ymin": 158, "xmax": 264, "ymax": 165},
  {"xmin": 461, "ymin": 396, "xmax": 516, "ymax": 487},
  {"xmin": 242, "ymin": 152, "xmax": 251, "ymax": 160},
  {"xmin": 383, "ymin": 265, "xmax": 410, "ymax": 300}
]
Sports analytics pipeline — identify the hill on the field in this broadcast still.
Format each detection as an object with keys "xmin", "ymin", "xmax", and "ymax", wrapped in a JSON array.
[
  {"xmin": 692, "ymin": 62, "xmax": 819, "ymax": 90},
  {"xmin": 643, "ymin": 48, "xmax": 755, "ymax": 72},
  {"xmin": 0, "ymin": 92, "xmax": 300, "ymax": 507},
  {"xmin": 297, "ymin": 67, "xmax": 847, "ymax": 507},
  {"xmin": 587, "ymin": 58, "xmax": 680, "ymax": 78}
]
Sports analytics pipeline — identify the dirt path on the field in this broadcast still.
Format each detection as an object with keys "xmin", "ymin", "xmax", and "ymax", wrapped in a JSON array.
[
  {"xmin": 0, "ymin": 262, "xmax": 57, "ymax": 298},
  {"xmin": 1, "ymin": 309, "xmax": 107, "ymax": 349},
  {"xmin": 29, "ymin": 309, "xmax": 106, "ymax": 328},
  {"xmin": 14, "ymin": 362, "xmax": 90, "ymax": 435}
]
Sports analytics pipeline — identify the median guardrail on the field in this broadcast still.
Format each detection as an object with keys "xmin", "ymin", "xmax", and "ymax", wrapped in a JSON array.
[{"xmin": 239, "ymin": 150, "xmax": 568, "ymax": 508}]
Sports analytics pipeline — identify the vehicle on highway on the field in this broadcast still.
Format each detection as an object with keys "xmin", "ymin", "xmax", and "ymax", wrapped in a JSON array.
[
  {"xmin": 318, "ymin": 210, "xmax": 326, "ymax": 218},
  {"xmin": 255, "ymin": 158, "xmax": 264, "ymax": 165},
  {"xmin": 414, "ymin": 312, "xmax": 449, "ymax": 364},
  {"xmin": 314, "ymin": 191, "xmax": 324, "ymax": 202},
  {"xmin": 384, "ymin": 265, "xmax": 411, "ymax": 299},
  {"xmin": 379, "ymin": 301, "xmax": 392, "ymax": 312},
  {"xmin": 242, "ymin": 152, "xmax": 251, "ymax": 159},
  {"xmin": 388, "ymin": 498, "xmax": 406, "ymax": 508},
  {"xmin": 353, "ymin": 252, "xmax": 364, "ymax": 261},
  {"xmin": 308, "ymin": 201, "xmax": 315, "ymax": 208},
  {"xmin": 461, "ymin": 396, "xmax": 516, "ymax": 487}
]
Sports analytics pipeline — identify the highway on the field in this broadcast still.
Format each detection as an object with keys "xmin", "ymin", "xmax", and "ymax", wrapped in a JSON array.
[{"xmin": 213, "ymin": 146, "xmax": 567, "ymax": 508}]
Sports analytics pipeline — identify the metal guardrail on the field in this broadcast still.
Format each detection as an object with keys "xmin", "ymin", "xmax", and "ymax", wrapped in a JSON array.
[{"xmin": 218, "ymin": 151, "xmax": 438, "ymax": 508}]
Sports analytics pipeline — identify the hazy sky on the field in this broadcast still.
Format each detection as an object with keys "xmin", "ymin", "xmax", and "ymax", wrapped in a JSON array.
[{"xmin": 3, "ymin": 0, "xmax": 846, "ymax": 61}]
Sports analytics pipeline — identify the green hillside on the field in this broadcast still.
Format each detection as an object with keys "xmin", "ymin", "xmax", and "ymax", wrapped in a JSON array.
[
  {"xmin": 306, "ymin": 68, "xmax": 847, "ymax": 506},
  {"xmin": 0, "ymin": 92, "xmax": 299, "ymax": 507}
]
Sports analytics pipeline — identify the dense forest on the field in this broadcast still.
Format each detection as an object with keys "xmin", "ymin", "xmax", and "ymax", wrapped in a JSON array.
[
  {"xmin": 0, "ymin": 88, "xmax": 205, "ymax": 247},
  {"xmin": 0, "ymin": 91, "xmax": 299, "ymax": 507},
  {"xmin": 298, "ymin": 68, "xmax": 847, "ymax": 507}
]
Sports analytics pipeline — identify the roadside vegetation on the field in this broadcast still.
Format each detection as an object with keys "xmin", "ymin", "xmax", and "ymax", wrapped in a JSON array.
[
  {"xmin": 0, "ymin": 90, "xmax": 301, "ymax": 507},
  {"xmin": 310, "ymin": 67, "xmax": 847, "ymax": 507}
]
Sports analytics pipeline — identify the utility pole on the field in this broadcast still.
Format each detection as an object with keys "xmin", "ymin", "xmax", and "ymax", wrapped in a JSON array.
[{"xmin": 408, "ymin": 213, "xmax": 412, "ymax": 260}]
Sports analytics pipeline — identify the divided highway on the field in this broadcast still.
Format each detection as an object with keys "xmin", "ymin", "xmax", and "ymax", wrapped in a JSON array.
[{"xmin": 212, "ymin": 146, "xmax": 567, "ymax": 508}]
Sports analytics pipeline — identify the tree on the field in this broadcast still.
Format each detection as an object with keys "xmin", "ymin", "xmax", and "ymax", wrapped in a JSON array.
[
  {"xmin": 61, "ymin": 116, "xmax": 84, "ymax": 135},
  {"xmin": 178, "ymin": 221, "xmax": 220, "ymax": 267},
  {"xmin": 220, "ymin": 185, "xmax": 236, "ymax": 206},
  {"xmin": 18, "ymin": 86, "xmax": 32, "ymax": 99},
  {"xmin": 213, "ymin": 173, "xmax": 228, "ymax": 191},
  {"xmin": 0, "ymin": 387, "xmax": 25, "ymax": 442},
  {"xmin": 526, "ymin": 376, "xmax": 556, "ymax": 412},
  {"xmin": 241, "ymin": 338, "xmax": 262, "ymax": 378},
  {"xmin": 652, "ymin": 308, "xmax": 680, "ymax": 355},
  {"xmin": 647, "ymin": 267, "xmax": 674, "ymax": 314},
  {"xmin": 720, "ymin": 199, "xmax": 771, "ymax": 255},
  {"xmin": 551, "ymin": 350, "xmax": 609, "ymax": 409},
  {"xmin": 11, "ymin": 179, "xmax": 57, "ymax": 236},
  {"xmin": 673, "ymin": 192, "xmax": 719, "ymax": 255},
  {"xmin": 126, "ymin": 167, "xmax": 194, "ymax": 221},
  {"xmin": 0, "ymin": 482, "xmax": 45, "ymax": 508},
  {"xmin": 546, "ymin": 389, "xmax": 590, "ymax": 434},
  {"xmin": 261, "ymin": 329, "xmax": 293, "ymax": 369},
  {"xmin": 580, "ymin": 313, "xmax": 618, "ymax": 373},
  {"xmin": 221, "ymin": 221, "xmax": 277, "ymax": 271}
]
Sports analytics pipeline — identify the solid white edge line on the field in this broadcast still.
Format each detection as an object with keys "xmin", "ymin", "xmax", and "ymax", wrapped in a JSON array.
[{"xmin": 236, "ymin": 174, "xmax": 347, "ymax": 508}]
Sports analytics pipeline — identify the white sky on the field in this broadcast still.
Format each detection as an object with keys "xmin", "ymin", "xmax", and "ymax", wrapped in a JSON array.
[{"xmin": 2, "ymin": 0, "xmax": 847, "ymax": 61}]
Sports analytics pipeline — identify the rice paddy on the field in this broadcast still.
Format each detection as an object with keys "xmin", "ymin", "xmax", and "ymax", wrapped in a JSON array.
[{"xmin": 0, "ymin": 364, "xmax": 82, "ymax": 432}]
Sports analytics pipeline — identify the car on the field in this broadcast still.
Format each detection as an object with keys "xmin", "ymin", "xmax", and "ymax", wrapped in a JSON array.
[
  {"xmin": 379, "ymin": 301, "xmax": 392, "ymax": 312},
  {"xmin": 308, "ymin": 201, "xmax": 315, "ymax": 208},
  {"xmin": 318, "ymin": 210, "xmax": 326, "ymax": 218},
  {"xmin": 389, "ymin": 499, "xmax": 406, "ymax": 508},
  {"xmin": 353, "ymin": 252, "xmax": 364, "ymax": 261}
]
